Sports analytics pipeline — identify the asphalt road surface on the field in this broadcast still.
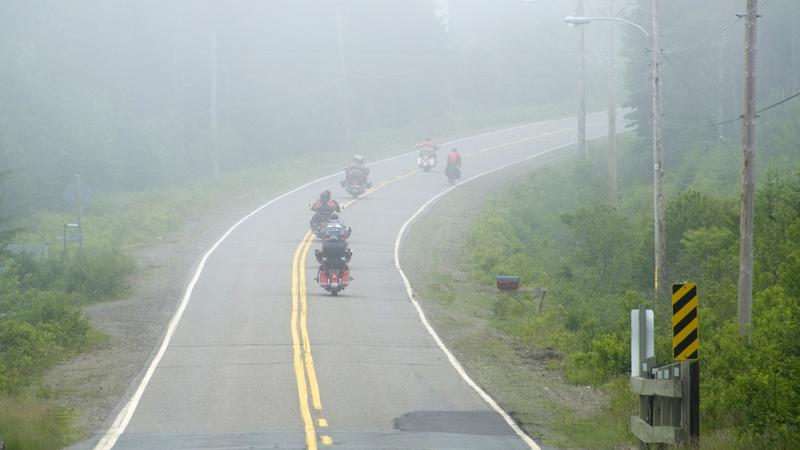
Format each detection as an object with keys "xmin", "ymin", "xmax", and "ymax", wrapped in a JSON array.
[{"xmin": 80, "ymin": 113, "xmax": 611, "ymax": 450}]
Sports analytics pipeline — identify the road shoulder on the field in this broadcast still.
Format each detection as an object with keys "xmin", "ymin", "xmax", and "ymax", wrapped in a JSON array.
[{"xmin": 400, "ymin": 164, "xmax": 608, "ymax": 446}]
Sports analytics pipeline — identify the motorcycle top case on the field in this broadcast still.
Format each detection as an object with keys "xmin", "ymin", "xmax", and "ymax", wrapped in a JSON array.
[{"xmin": 496, "ymin": 275, "xmax": 520, "ymax": 290}]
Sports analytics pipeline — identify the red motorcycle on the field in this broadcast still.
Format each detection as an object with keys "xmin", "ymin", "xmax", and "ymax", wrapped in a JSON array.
[
  {"xmin": 314, "ymin": 238, "xmax": 352, "ymax": 296},
  {"xmin": 341, "ymin": 168, "xmax": 371, "ymax": 198},
  {"xmin": 316, "ymin": 267, "xmax": 350, "ymax": 296}
]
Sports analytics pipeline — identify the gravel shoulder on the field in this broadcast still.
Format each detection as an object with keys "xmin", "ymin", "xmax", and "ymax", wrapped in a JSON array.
[{"xmin": 400, "ymin": 160, "xmax": 608, "ymax": 447}]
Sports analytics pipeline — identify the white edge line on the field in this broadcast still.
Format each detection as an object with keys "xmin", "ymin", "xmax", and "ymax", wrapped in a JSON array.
[
  {"xmin": 392, "ymin": 136, "xmax": 608, "ymax": 450},
  {"xmin": 91, "ymin": 117, "xmax": 595, "ymax": 450}
]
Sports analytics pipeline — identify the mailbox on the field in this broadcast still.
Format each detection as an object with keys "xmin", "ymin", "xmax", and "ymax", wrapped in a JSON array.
[{"xmin": 496, "ymin": 275, "xmax": 521, "ymax": 290}]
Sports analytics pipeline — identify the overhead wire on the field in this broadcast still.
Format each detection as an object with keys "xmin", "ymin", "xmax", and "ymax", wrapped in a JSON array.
[{"xmin": 710, "ymin": 90, "xmax": 800, "ymax": 127}]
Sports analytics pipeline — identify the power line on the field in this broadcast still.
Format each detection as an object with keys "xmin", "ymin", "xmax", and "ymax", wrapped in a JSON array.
[
  {"xmin": 711, "ymin": 89, "xmax": 800, "ymax": 127},
  {"xmin": 757, "ymin": 90, "xmax": 800, "ymax": 114}
]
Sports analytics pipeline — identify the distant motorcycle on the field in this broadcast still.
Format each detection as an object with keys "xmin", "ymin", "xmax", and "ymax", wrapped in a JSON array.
[
  {"xmin": 341, "ymin": 169, "xmax": 371, "ymax": 198},
  {"xmin": 417, "ymin": 149, "xmax": 437, "ymax": 172}
]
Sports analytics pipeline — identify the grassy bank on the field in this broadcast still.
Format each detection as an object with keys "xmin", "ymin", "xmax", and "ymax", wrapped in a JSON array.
[{"xmin": 465, "ymin": 127, "xmax": 800, "ymax": 447}]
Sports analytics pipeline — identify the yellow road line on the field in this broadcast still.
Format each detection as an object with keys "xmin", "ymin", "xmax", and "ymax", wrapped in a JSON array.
[
  {"xmin": 290, "ymin": 238, "xmax": 317, "ymax": 450},
  {"xmin": 290, "ymin": 170, "xmax": 416, "ymax": 446},
  {"xmin": 299, "ymin": 234, "xmax": 323, "ymax": 411}
]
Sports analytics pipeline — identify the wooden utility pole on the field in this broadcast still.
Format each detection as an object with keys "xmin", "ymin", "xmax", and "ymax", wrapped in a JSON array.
[
  {"xmin": 210, "ymin": 31, "xmax": 220, "ymax": 179},
  {"xmin": 652, "ymin": 0, "xmax": 665, "ymax": 295},
  {"xmin": 577, "ymin": 0, "xmax": 587, "ymax": 159},
  {"xmin": 607, "ymin": 0, "xmax": 617, "ymax": 205},
  {"xmin": 738, "ymin": 0, "xmax": 758, "ymax": 340}
]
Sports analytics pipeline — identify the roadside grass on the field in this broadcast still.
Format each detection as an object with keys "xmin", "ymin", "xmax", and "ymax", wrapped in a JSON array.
[
  {"xmin": 0, "ymin": 394, "xmax": 76, "ymax": 450},
  {"xmin": 548, "ymin": 376, "xmax": 637, "ymax": 449}
]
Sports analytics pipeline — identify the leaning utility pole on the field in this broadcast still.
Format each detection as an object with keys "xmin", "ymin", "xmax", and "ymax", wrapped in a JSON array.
[
  {"xmin": 738, "ymin": 0, "xmax": 758, "ymax": 340},
  {"xmin": 652, "ymin": 0, "xmax": 665, "ymax": 295},
  {"xmin": 607, "ymin": 0, "xmax": 617, "ymax": 205},
  {"xmin": 577, "ymin": 0, "xmax": 587, "ymax": 159}
]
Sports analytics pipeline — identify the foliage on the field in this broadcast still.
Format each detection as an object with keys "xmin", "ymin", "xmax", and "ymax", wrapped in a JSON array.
[
  {"xmin": 0, "ymin": 272, "xmax": 91, "ymax": 393},
  {"xmin": 467, "ymin": 124, "xmax": 800, "ymax": 445}
]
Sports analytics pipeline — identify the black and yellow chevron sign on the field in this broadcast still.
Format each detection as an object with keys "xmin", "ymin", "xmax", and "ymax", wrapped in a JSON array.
[{"xmin": 672, "ymin": 282, "xmax": 699, "ymax": 360}]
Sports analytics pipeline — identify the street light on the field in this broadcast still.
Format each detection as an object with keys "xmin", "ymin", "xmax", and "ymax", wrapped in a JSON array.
[
  {"xmin": 565, "ymin": 8, "xmax": 665, "ymax": 297},
  {"xmin": 565, "ymin": 16, "xmax": 649, "ymax": 38}
]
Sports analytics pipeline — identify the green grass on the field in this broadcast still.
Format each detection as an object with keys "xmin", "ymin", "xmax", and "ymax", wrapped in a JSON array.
[
  {"xmin": 0, "ymin": 394, "xmax": 76, "ymax": 450},
  {"xmin": 549, "ymin": 376, "xmax": 637, "ymax": 449}
]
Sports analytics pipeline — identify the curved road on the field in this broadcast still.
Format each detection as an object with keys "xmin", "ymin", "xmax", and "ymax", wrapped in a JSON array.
[{"xmin": 82, "ymin": 113, "xmax": 610, "ymax": 450}]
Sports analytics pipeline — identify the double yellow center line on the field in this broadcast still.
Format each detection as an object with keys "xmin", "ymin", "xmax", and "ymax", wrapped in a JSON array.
[
  {"xmin": 288, "ymin": 170, "xmax": 416, "ymax": 448},
  {"xmin": 291, "ymin": 230, "xmax": 326, "ymax": 449}
]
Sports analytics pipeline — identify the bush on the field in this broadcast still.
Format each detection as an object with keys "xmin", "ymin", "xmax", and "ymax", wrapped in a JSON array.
[{"xmin": 0, "ymin": 268, "xmax": 91, "ymax": 393}]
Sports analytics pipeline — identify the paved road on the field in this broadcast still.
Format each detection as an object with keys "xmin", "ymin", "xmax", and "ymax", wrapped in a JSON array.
[{"xmin": 82, "ymin": 113, "xmax": 610, "ymax": 449}]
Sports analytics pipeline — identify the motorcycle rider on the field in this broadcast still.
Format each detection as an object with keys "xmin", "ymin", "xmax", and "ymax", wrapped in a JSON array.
[
  {"xmin": 310, "ymin": 190, "xmax": 341, "ymax": 229},
  {"xmin": 323, "ymin": 213, "xmax": 352, "ymax": 241},
  {"xmin": 343, "ymin": 155, "xmax": 372, "ymax": 188},
  {"xmin": 315, "ymin": 235, "xmax": 351, "ymax": 275},
  {"xmin": 417, "ymin": 137, "xmax": 438, "ymax": 164},
  {"xmin": 445, "ymin": 148, "xmax": 462, "ymax": 182}
]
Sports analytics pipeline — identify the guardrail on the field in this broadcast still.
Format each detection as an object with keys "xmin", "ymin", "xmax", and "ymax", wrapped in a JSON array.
[
  {"xmin": 631, "ymin": 360, "xmax": 699, "ymax": 445},
  {"xmin": 630, "ymin": 297, "xmax": 700, "ymax": 446}
]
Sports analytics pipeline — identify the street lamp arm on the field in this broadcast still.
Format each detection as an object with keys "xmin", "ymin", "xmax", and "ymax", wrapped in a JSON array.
[{"xmin": 565, "ymin": 15, "xmax": 650, "ymax": 38}]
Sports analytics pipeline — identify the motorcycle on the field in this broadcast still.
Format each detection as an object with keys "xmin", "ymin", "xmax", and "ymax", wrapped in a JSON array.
[
  {"xmin": 341, "ymin": 169, "xmax": 371, "ymax": 198},
  {"xmin": 316, "ymin": 266, "xmax": 350, "ymax": 296},
  {"xmin": 417, "ymin": 149, "xmax": 437, "ymax": 172},
  {"xmin": 445, "ymin": 165, "xmax": 461, "ymax": 185}
]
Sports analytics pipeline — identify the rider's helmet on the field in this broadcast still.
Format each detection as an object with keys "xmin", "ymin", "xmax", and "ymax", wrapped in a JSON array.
[
  {"xmin": 451, "ymin": 148, "xmax": 458, "ymax": 152},
  {"xmin": 353, "ymin": 154, "xmax": 364, "ymax": 164},
  {"xmin": 321, "ymin": 191, "xmax": 330, "ymax": 201}
]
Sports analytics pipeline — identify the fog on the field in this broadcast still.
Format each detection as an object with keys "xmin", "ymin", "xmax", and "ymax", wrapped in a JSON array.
[
  {"xmin": 0, "ymin": 0, "xmax": 588, "ymax": 215},
  {"xmin": 1, "ymin": 0, "xmax": 798, "ymax": 217}
]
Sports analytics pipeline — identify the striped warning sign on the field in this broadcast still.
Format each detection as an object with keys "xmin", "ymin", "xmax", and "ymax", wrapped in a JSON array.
[{"xmin": 672, "ymin": 282, "xmax": 699, "ymax": 360}]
